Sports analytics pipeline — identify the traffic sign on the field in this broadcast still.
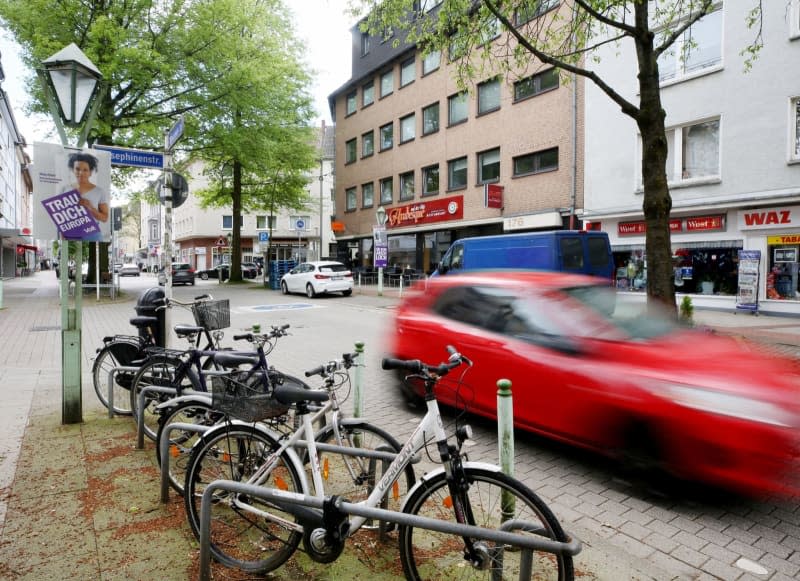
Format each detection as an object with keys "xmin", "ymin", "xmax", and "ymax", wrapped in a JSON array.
[
  {"xmin": 158, "ymin": 173, "xmax": 189, "ymax": 208},
  {"xmin": 92, "ymin": 144, "xmax": 163, "ymax": 168},
  {"xmin": 258, "ymin": 231, "xmax": 269, "ymax": 242},
  {"xmin": 166, "ymin": 116, "xmax": 184, "ymax": 150},
  {"xmin": 295, "ymin": 219, "xmax": 306, "ymax": 230}
]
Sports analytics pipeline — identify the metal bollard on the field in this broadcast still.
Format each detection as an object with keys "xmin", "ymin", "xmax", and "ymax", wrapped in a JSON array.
[
  {"xmin": 497, "ymin": 379, "xmax": 515, "ymax": 522},
  {"xmin": 353, "ymin": 341, "xmax": 365, "ymax": 419}
]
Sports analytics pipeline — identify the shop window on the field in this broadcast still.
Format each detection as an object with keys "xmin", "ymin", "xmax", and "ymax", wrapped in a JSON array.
[
  {"xmin": 768, "ymin": 246, "xmax": 800, "ymax": 300},
  {"xmin": 658, "ymin": 8, "xmax": 722, "ymax": 83}
]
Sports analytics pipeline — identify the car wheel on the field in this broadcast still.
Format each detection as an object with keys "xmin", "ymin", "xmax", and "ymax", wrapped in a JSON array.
[
  {"xmin": 200, "ymin": 273, "xmax": 209, "ymax": 280},
  {"xmin": 306, "ymin": 283, "xmax": 316, "ymax": 298},
  {"xmin": 342, "ymin": 289, "xmax": 352, "ymax": 297},
  {"xmin": 281, "ymin": 281, "xmax": 289, "ymax": 295}
]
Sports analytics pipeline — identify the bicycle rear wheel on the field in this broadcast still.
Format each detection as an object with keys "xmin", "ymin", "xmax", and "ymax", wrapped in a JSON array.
[
  {"xmin": 129, "ymin": 357, "xmax": 197, "ymax": 441},
  {"xmin": 399, "ymin": 467, "xmax": 574, "ymax": 580},
  {"xmin": 183, "ymin": 423, "xmax": 304, "ymax": 574},
  {"xmin": 92, "ymin": 341, "xmax": 142, "ymax": 415},
  {"xmin": 155, "ymin": 398, "xmax": 223, "ymax": 494}
]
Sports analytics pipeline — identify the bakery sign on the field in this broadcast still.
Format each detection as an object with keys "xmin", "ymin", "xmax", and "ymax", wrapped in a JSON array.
[
  {"xmin": 618, "ymin": 215, "xmax": 725, "ymax": 236},
  {"xmin": 738, "ymin": 205, "xmax": 800, "ymax": 230},
  {"xmin": 385, "ymin": 195, "xmax": 464, "ymax": 228}
]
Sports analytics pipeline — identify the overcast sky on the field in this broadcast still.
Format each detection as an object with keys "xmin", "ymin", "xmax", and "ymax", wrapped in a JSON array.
[{"xmin": 0, "ymin": 0, "xmax": 356, "ymax": 145}]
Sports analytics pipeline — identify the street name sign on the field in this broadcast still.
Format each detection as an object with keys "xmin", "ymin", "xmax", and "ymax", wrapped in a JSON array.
[{"xmin": 92, "ymin": 144, "xmax": 163, "ymax": 169}]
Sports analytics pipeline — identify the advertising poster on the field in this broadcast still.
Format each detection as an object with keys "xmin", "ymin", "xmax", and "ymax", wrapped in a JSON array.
[
  {"xmin": 736, "ymin": 250, "xmax": 761, "ymax": 312},
  {"xmin": 33, "ymin": 142, "xmax": 112, "ymax": 242}
]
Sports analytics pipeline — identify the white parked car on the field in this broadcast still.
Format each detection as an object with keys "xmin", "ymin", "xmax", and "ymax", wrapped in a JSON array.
[
  {"xmin": 280, "ymin": 261, "xmax": 353, "ymax": 298},
  {"xmin": 119, "ymin": 263, "xmax": 141, "ymax": 277}
]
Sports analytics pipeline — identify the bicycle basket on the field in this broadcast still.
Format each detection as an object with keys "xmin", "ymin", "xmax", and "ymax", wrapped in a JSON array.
[
  {"xmin": 211, "ymin": 370, "xmax": 290, "ymax": 422},
  {"xmin": 192, "ymin": 299, "xmax": 230, "ymax": 331}
]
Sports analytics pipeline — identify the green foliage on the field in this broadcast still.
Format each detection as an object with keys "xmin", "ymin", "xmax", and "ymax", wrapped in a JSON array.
[{"xmin": 679, "ymin": 295, "xmax": 694, "ymax": 323}]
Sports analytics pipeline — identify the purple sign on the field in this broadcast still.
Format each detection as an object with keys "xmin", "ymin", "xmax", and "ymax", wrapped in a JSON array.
[{"xmin": 41, "ymin": 189, "xmax": 102, "ymax": 240}]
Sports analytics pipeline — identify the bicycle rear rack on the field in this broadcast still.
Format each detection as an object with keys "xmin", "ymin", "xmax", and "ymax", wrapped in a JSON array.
[{"xmin": 197, "ymin": 480, "xmax": 582, "ymax": 580}]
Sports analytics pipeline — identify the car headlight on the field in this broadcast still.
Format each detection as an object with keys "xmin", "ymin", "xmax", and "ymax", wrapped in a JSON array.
[{"xmin": 662, "ymin": 383, "xmax": 796, "ymax": 428}]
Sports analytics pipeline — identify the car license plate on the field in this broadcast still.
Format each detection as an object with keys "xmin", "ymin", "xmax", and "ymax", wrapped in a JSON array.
[{"xmin": 332, "ymin": 275, "xmax": 342, "ymax": 281}]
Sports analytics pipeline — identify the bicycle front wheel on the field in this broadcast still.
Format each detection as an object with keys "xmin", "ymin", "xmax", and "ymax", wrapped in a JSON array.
[
  {"xmin": 129, "ymin": 357, "xmax": 196, "ymax": 441},
  {"xmin": 92, "ymin": 341, "xmax": 141, "ymax": 415},
  {"xmin": 154, "ymin": 398, "xmax": 223, "ymax": 494},
  {"xmin": 183, "ymin": 423, "xmax": 304, "ymax": 575},
  {"xmin": 399, "ymin": 467, "xmax": 574, "ymax": 581}
]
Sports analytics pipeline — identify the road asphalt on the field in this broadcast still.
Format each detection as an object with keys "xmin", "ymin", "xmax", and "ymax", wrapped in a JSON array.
[{"xmin": 0, "ymin": 270, "xmax": 798, "ymax": 580}]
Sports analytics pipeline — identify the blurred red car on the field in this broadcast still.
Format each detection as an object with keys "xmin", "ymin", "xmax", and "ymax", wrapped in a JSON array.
[{"xmin": 386, "ymin": 271, "xmax": 800, "ymax": 497}]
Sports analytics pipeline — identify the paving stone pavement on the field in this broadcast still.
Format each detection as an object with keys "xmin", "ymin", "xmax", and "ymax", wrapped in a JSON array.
[{"xmin": 0, "ymin": 271, "xmax": 798, "ymax": 580}]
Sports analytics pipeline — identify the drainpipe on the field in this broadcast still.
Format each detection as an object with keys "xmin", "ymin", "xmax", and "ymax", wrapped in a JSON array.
[{"xmin": 570, "ymin": 72, "xmax": 578, "ymax": 230}]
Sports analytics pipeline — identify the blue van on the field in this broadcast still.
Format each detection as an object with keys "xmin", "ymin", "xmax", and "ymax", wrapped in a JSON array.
[{"xmin": 433, "ymin": 230, "xmax": 614, "ymax": 280}]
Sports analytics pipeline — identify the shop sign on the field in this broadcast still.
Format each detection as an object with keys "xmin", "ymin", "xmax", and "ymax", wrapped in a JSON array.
[
  {"xmin": 618, "ymin": 219, "xmax": 682, "ymax": 235},
  {"xmin": 738, "ymin": 205, "xmax": 800, "ymax": 230},
  {"xmin": 685, "ymin": 215, "xmax": 725, "ymax": 231},
  {"xmin": 386, "ymin": 195, "xmax": 464, "ymax": 228},
  {"xmin": 767, "ymin": 234, "xmax": 800, "ymax": 245},
  {"xmin": 485, "ymin": 184, "xmax": 503, "ymax": 209}
]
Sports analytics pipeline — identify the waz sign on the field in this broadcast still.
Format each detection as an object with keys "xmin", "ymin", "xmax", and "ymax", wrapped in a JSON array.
[{"xmin": 738, "ymin": 206, "xmax": 799, "ymax": 230}]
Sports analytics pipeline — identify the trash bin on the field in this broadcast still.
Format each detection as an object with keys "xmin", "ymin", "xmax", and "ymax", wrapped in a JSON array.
[{"xmin": 135, "ymin": 287, "xmax": 166, "ymax": 347}]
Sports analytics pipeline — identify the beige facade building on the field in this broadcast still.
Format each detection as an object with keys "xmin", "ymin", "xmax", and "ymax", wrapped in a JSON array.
[{"xmin": 329, "ymin": 4, "xmax": 584, "ymax": 274}]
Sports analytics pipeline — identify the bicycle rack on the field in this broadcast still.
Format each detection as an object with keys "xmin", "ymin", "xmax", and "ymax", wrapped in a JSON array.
[
  {"xmin": 159, "ymin": 422, "xmax": 213, "ymax": 502},
  {"xmin": 197, "ymin": 480, "xmax": 582, "ymax": 581},
  {"xmin": 106, "ymin": 366, "xmax": 141, "ymax": 418},
  {"xmin": 136, "ymin": 385, "xmax": 179, "ymax": 449}
]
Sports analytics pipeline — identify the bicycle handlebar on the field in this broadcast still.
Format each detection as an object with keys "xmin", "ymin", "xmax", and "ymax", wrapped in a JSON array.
[
  {"xmin": 152, "ymin": 294, "xmax": 214, "ymax": 310},
  {"xmin": 232, "ymin": 324, "xmax": 291, "ymax": 343},
  {"xmin": 381, "ymin": 345, "xmax": 470, "ymax": 377},
  {"xmin": 304, "ymin": 352, "xmax": 359, "ymax": 377}
]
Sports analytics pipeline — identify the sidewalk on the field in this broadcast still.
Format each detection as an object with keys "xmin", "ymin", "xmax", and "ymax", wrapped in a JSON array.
[{"xmin": 0, "ymin": 272, "xmax": 798, "ymax": 580}]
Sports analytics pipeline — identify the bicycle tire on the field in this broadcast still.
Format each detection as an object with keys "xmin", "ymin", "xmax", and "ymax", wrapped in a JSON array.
[
  {"xmin": 399, "ymin": 467, "xmax": 574, "ymax": 581},
  {"xmin": 154, "ymin": 398, "xmax": 223, "ymax": 494},
  {"xmin": 91, "ymin": 341, "xmax": 142, "ymax": 415},
  {"xmin": 129, "ymin": 357, "xmax": 199, "ymax": 441},
  {"xmin": 183, "ymin": 423, "xmax": 304, "ymax": 574},
  {"xmin": 314, "ymin": 421, "xmax": 415, "ymax": 516}
]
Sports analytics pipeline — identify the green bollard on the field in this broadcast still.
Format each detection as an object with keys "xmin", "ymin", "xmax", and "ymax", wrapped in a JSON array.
[
  {"xmin": 497, "ymin": 379, "xmax": 514, "ymax": 522},
  {"xmin": 353, "ymin": 341, "xmax": 365, "ymax": 419}
]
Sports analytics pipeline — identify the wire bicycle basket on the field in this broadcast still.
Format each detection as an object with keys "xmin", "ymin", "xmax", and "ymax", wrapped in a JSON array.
[
  {"xmin": 211, "ymin": 370, "xmax": 290, "ymax": 422},
  {"xmin": 192, "ymin": 299, "xmax": 231, "ymax": 331}
]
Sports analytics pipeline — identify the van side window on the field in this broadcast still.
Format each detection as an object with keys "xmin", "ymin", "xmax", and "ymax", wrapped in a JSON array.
[
  {"xmin": 587, "ymin": 238, "xmax": 610, "ymax": 267},
  {"xmin": 451, "ymin": 244, "xmax": 464, "ymax": 270},
  {"xmin": 560, "ymin": 237, "xmax": 584, "ymax": 269}
]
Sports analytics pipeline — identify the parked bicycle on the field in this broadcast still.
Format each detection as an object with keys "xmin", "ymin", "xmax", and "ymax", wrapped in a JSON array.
[{"xmin": 185, "ymin": 346, "xmax": 578, "ymax": 579}]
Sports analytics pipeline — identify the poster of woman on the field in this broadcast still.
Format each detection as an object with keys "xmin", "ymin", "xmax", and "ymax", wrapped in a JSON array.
[{"xmin": 32, "ymin": 142, "xmax": 112, "ymax": 242}]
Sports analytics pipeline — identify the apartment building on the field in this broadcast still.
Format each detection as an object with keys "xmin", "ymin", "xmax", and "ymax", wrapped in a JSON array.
[
  {"xmin": 169, "ymin": 124, "xmax": 336, "ymax": 270},
  {"xmin": 584, "ymin": 0, "xmax": 800, "ymax": 313},
  {"xmin": 0, "ymin": 58, "xmax": 34, "ymax": 278},
  {"xmin": 328, "ymin": 1, "xmax": 584, "ymax": 274}
]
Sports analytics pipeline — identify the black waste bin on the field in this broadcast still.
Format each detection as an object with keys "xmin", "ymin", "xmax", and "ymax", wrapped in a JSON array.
[{"xmin": 135, "ymin": 287, "xmax": 166, "ymax": 347}]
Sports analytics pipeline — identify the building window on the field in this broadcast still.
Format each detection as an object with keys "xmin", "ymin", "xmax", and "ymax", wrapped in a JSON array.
[
  {"xmin": 380, "ymin": 70, "xmax": 394, "ymax": 97},
  {"xmin": 448, "ymin": 91, "xmax": 468, "ymax": 125},
  {"xmin": 515, "ymin": 0, "xmax": 559, "ymax": 26},
  {"xmin": 513, "ymin": 147, "xmax": 559, "ymax": 176},
  {"xmin": 346, "ymin": 91, "xmax": 357, "ymax": 115},
  {"xmin": 645, "ymin": 118, "xmax": 720, "ymax": 185},
  {"xmin": 448, "ymin": 157, "xmax": 467, "ymax": 190},
  {"xmin": 361, "ymin": 32, "xmax": 370, "ymax": 56},
  {"xmin": 400, "ymin": 58, "xmax": 415, "ymax": 87},
  {"xmin": 478, "ymin": 78, "xmax": 501, "ymax": 115},
  {"xmin": 478, "ymin": 148, "xmax": 500, "ymax": 184},
  {"xmin": 792, "ymin": 97, "xmax": 800, "ymax": 161},
  {"xmin": 362, "ymin": 81, "xmax": 374, "ymax": 107},
  {"xmin": 361, "ymin": 130, "xmax": 374, "ymax": 158},
  {"xmin": 399, "ymin": 171, "xmax": 415, "ymax": 200},
  {"xmin": 792, "ymin": 0, "xmax": 800, "ymax": 38},
  {"xmin": 223, "ymin": 215, "xmax": 232, "ymax": 229},
  {"xmin": 422, "ymin": 50, "xmax": 441, "ymax": 75},
  {"xmin": 479, "ymin": 16, "xmax": 501, "ymax": 45},
  {"xmin": 400, "ymin": 113, "xmax": 416, "ymax": 143},
  {"xmin": 345, "ymin": 187, "xmax": 357, "ymax": 211},
  {"xmin": 257, "ymin": 215, "xmax": 276, "ymax": 229},
  {"xmin": 514, "ymin": 68, "xmax": 559, "ymax": 101},
  {"xmin": 380, "ymin": 177, "xmax": 393, "ymax": 204},
  {"xmin": 362, "ymin": 182, "xmax": 374, "ymax": 208},
  {"xmin": 422, "ymin": 102, "xmax": 440, "ymax": 135},
  {"xmin": 658, "ymin": 8, "xmax": 722, "ymax": 83},
  {"xmin": 345, "ymin": 138, "xmax": 357, "ymax": 164},
  {"xmin": 380, "ymin": 122, "xmax": 394, "ymax": 150},
  {"xmin": 422, "ymin": 164, "xmax": 440, "ymax": 196}
]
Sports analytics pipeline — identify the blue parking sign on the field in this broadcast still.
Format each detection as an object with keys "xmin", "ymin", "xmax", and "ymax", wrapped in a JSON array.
[{"xmin": 259, "ymin": 231, "xmax": 269, "ymax": 242}]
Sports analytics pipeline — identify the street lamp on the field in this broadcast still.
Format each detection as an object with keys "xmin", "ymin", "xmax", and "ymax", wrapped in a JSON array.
[
  {"xmin": 376, "ymin": 206, "xmax": 388, "ymax": 296},
  {"xmin": 37, "ymin": 43, "xmax": 104, "ymax": 425}
]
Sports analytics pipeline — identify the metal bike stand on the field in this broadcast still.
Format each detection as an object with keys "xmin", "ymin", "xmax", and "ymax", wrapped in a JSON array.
[
  {"xmin": 198, "ymin": 480, "xmax": 582, "ymax": 581},
  {"xmin": 106, "ymin": 365, "xmax": 141, "ymax": 418},
  {"xmin": 135, "ymin": 385, "xmax": 178, "ymax": 449},
  {"xmin": 159, "ymin": 422, "xmax": 212, "ymax": 503}
]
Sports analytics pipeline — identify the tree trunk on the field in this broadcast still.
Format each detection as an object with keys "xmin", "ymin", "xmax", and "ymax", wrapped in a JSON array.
[{"xmin": 230, "ymin": 159, "xmax": 243, "ymax": 282}]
